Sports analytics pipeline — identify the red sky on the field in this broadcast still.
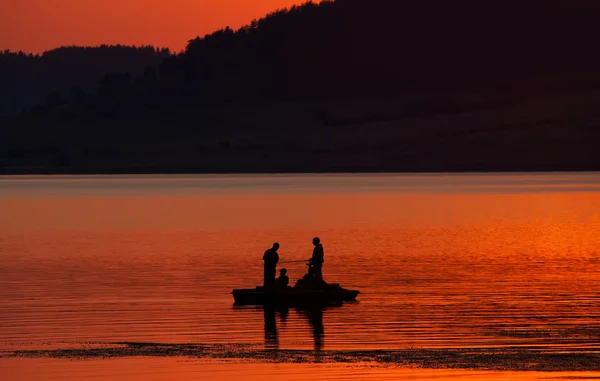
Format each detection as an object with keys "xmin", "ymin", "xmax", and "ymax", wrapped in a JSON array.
[{"xmin": 2, "ymin": 0, "xmax": 307, "ymax": 54}]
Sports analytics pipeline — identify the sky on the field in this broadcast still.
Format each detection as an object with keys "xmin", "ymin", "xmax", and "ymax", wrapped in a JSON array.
[{"xmin": 2, "ymin": 0, "xmax": 306, "ymax": 54}]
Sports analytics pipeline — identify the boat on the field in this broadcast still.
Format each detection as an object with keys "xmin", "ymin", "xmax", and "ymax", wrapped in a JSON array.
[{"xmin": 232, "ymin": 283, "xmax": 360, "ymax": 306}]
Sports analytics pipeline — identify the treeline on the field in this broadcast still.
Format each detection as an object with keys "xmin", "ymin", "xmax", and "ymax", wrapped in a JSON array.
[
  {"xmin": 163, "ymin": 0, "xmax": 600, "ymax": 102},
  {"xmin": 5, "ymin": 0, "xmax": 600, "ymax": 118},
  {"xmin": 0, "ymin": 45, "xmax": 170, "ymax": 115}
]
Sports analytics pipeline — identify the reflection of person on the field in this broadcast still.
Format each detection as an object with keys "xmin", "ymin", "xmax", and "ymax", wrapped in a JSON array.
[
  {"xmin": 310, "ymin": 308, "xmax": 324, "ymax": 352},
  {"xmin": 300, "ymin": 307, "xmax": 324, "ymax": 352},
  {"xmin": 263, "ymin": 243, "xmax": 280, "ymax": 288},
  {"xmin": 310, "ymin": 237, "xmax": 324, "ymax": 281},
  {"xmin": 263, "ymin": 306, "xmax": 288, "ymax": 350},
  {"xmin": 277, "ymin": 268, "xmax": 289, "ymax": 288},
  {"xmin": 263, "ymin": 306, "xmax": 278, "ymax": 350}
]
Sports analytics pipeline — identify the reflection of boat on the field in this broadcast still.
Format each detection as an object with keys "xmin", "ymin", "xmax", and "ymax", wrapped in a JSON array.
[{"xmin": 232, "ymin": 283, "xmax": 359, "ymax": 306}]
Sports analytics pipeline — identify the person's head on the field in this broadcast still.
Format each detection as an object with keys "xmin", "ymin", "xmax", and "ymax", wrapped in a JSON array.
[
  {"xmin": 312, "ymin": 237, "xmax": 320, "ymax": 246},
  {"xmin": 308, "ymin": 266, "xmax": 314, "ymax": 275},
  {"xmin": 280, "ymin": 268, "xmax": 287, "ymax": 275},
  {"xmin": 273, "ymin": 242, "xmax": 280, "ymax": 250}
]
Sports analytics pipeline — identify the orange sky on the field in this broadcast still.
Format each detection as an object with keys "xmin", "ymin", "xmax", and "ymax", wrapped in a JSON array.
[{"xmin": 3, "ymin": 0, "xmax": 307, "ymax": 54}]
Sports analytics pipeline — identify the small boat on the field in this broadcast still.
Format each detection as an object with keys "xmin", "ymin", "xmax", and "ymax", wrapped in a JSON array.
[{"xmin": 232, "ymin": 283, "xmax": 360, "ymax": 306}]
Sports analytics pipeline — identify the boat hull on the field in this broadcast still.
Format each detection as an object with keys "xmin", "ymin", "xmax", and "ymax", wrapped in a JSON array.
[{"xmin": 232, "ymin": 285, "xmax": 359, "ymax": 306}]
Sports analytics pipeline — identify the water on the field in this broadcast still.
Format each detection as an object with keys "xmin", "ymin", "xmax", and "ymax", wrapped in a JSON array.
[{"xmin": 1, "ymin": 173, "xmax": 600, "ymax": 380}]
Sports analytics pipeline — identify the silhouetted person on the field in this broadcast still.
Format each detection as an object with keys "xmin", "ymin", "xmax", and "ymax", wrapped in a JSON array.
[
  {"xmin": 277, "ymin": 268, "xmax": 289, "ymax": 289},
  {"xmin": 294, "ymin": 265, "xmax": 315, "ymax": 289},
  {"xmin": 263, "ymin": 243, "xmax": 280, "ymax": 288},
  {"xmin": 309, "ymin": 237, "xmax": 324, "ymax": 282}
]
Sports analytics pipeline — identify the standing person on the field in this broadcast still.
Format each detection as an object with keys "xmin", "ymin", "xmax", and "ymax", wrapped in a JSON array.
[
  {"xmin": 263, "ymin": 243, "xmax": 280, "ymax": 288},
  {"xmin": 310, "ymin": 237, "xmax": 324, "ymax": 282}
]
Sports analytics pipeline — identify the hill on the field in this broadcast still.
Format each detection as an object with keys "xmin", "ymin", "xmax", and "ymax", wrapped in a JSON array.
[
  {"xmin": 169, "ymin": 0, "xmax": 600, "ymax": 102},
  {"xmin": 0, "ymin": 45, "xmax": 170, "ymax": 115},
  {"xmin": 2, "ymin": 0, "xmax": 600, "ymax": 173}
]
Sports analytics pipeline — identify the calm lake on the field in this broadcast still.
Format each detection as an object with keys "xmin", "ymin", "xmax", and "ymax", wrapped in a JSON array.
[{"xmin": 1, "ymin": 173, "xmax": 600, "ymax": 380}]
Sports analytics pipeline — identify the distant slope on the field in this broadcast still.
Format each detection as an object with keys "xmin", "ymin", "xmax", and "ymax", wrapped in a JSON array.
[
  {"xmin": 0, "ymin": 45, "xmax": 170, "ymax": 115},
  {"xmin": 164, "ymin": 0, "xmax": 600, "ymax": 102},
  {"xmin": 5, "ymin": 0, "xmax": 600, "ymax": 114},
  {"xmin": 2, "ymin": 90, "xmax": 600, "ymax": 174},
  {"xmin": 2, "ymin": 0, "xmax": 600, "ymax": 173}
]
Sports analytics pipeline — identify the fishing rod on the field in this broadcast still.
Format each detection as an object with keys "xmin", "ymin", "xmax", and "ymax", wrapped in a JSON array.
[
  {"xmin": 279, "ymin": 260, "xmax": 311, "ymax": 264},
  {"xmin": 246, "ymin": 259, "xmax": 310, "ymax": 267}
]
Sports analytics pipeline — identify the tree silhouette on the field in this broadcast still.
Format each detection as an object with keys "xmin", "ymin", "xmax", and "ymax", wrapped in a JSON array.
[
  {"xmin": 3, "ymin": 0, "xmax": 600, "ymax": 117},
  {"xmin": 171, "ymin": 0, "xmax": 600, "ymax": 103},
  {"xmin": 0, "ymin": 45, "xmax": 170, "ymax": 115}
]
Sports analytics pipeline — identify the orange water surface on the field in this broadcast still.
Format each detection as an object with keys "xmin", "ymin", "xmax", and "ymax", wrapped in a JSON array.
[{"xmin": 1, "ymin": 173, "xmax": 600, "ymax": 380}]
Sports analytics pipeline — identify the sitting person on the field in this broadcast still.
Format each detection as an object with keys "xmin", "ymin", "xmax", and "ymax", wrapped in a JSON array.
[
  {"xmin": 294, "ymin": 266, "xmax": 317, "ymax": 290},
  {"xmin": 277, "ymin": 268, "xmax": 289, "ymax": 288}
]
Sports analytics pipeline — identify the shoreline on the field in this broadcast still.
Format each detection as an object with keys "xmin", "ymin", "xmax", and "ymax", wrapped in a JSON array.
[
  {"xmin": 3, "ymin": 90, "xmax": 600, "ymax": 177},
  {"xmin": 6, "ymin": 358, "xmax": 600, "ymax": 381},
  {"xmin": 4, "ymin": 342, "xmax": 600, "ymax": 372},
  {"xmin": 2, "ymin": 167, "xmax": 600, "ymax": 176}
]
